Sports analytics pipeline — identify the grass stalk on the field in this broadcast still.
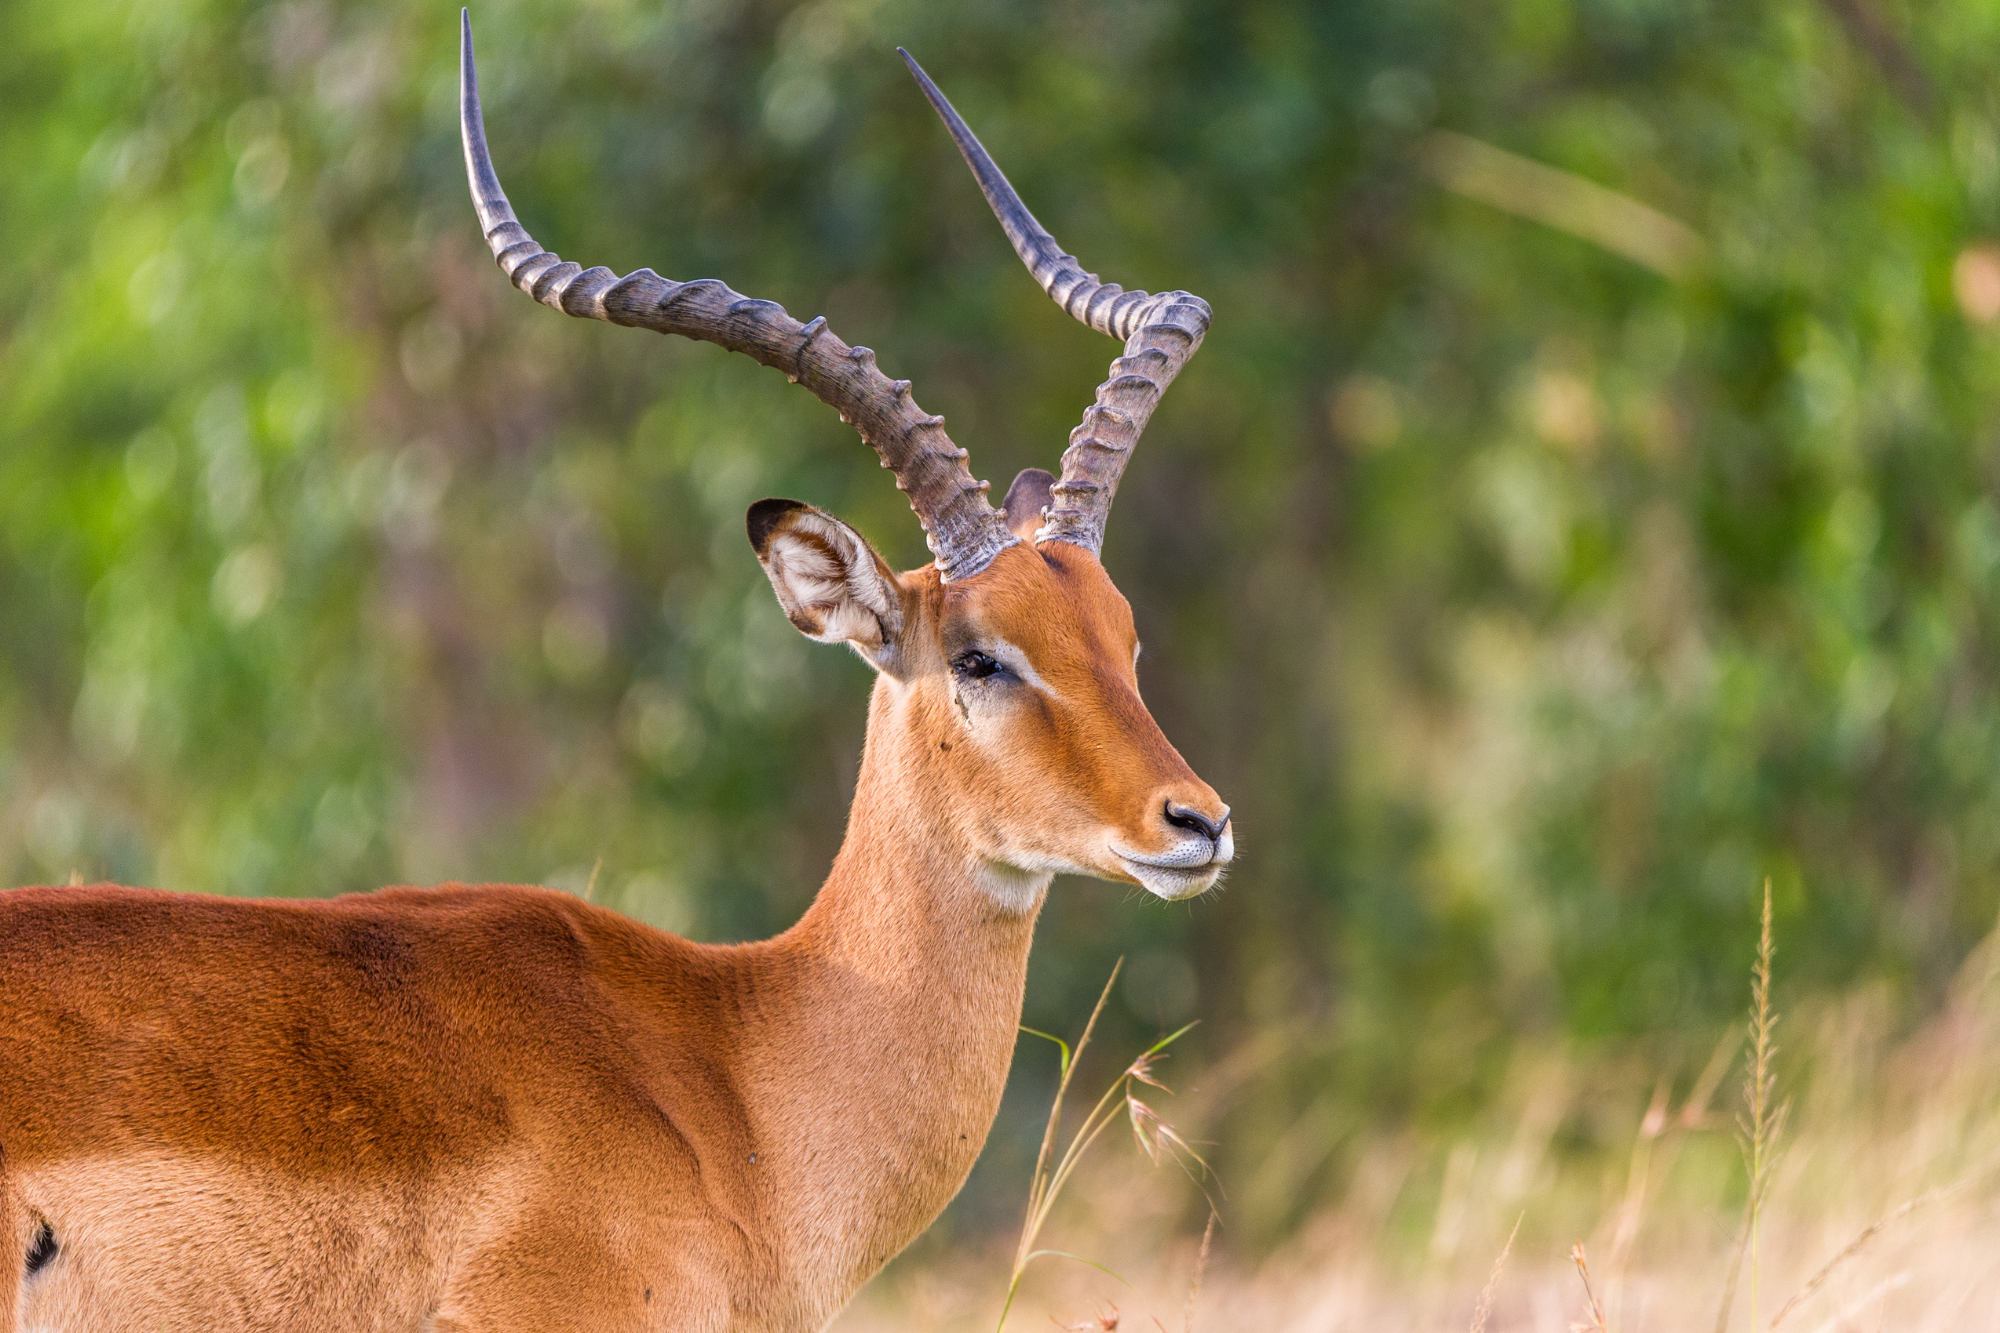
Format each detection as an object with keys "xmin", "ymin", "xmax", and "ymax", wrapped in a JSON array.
[
  {"xmin": 1468, "ymin": 1211, "xmax": 1522, "ymax": 1333},
  {"xmin": 1716, "ymin": 879, "xmax": 1787, "ymax": 1333},
  {"xmin": 1765, "ymin": 1182, "xmax": 1960, "ymax": 1331},
  {"xmin": 1570, "ymin": 1240, "xmax": 1609, "ymax": 1333},
  {"xmin": 997, "ymin": 960, "xmax": 1205, "ymax": 1333},
  {"xmin": 1743, "ymin": 879, "xmax": 1784, "ymax": 1332},
  {"xmin": 1183, "ymin": 1209, "xmax": 1216, "ymax": 1333}
]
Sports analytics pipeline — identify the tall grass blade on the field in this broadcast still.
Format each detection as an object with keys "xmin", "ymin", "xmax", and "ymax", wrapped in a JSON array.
[
  {"xmin": 1570, "ymin": 1241, "xmax": 1609, "ymax": 1333},
  {"xmin": 1183, "ymin": 1209, "xmax": 1216, "ymax": 1333},
  {"xmin": 997, "ymin": 963, "xmax": 1215, "ymax": 1333},
  {"xmin": 1469, "ymin": 1211, "xmax": 1523, "ymax": 1333},
  {"xmin": 1765, "ymin": 1183, "xmax": 1959, "ymax": 1331}
]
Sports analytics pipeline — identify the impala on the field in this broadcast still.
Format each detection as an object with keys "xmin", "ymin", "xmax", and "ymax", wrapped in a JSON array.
[{"xmin": 0, "ymin": 15, "xmax": 1230, "ymax": 1332}]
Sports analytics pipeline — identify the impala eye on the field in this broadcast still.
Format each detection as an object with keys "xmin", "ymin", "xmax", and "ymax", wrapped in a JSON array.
[{"xmin": 953, "ymin": 650, "xmax": 1004, "ymax": 681}]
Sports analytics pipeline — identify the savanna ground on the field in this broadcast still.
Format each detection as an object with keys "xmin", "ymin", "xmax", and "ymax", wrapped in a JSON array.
[{"xmin": 842, "ymin": 908, "xmax": 2000, "ymax": 1332}]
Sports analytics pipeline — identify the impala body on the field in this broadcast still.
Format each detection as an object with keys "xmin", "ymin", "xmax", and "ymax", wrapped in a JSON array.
[{"xmin": 0, "ymin": 17, "xmax": 1230, "ymax": 1332}]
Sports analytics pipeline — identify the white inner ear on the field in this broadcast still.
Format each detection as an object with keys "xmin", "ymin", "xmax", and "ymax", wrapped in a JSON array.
[{"xmin": 761, "ymin": 511, "xmax": 901, "ymax": 650}]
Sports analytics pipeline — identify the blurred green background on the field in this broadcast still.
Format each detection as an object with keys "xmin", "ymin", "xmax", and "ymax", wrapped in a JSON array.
[{"xmin": 6, "ymin": 0, "xmax": 2000, "ymax": 1253}]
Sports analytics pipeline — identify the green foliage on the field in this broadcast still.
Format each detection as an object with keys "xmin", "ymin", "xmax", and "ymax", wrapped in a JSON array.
[{"xmin": 5, "ymin": 0, "xmax": 1998, "ymax": 1245}]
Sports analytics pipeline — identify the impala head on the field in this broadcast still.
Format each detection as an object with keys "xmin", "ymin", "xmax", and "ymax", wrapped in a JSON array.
[
  {"xmin": 461, "ymin": 16, "xmax": 1230, "ymax": 900},
  {"xmin": 748, "ymin": 493, "xmax": 1230, "ymax": 901}
]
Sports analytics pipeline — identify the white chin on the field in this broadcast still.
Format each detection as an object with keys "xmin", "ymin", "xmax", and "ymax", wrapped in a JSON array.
[{"xmin": 1126, "ymin": 862, "xmax": 1223, "ymax": 902}]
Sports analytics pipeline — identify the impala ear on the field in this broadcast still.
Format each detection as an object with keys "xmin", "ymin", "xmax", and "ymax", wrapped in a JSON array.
[
  {"xmin": 1002, "ymin": 468, "xmax": 1056, "ymax": 543},
  {"xmin": 747, "ymin": 499, "xmax": 908, "ymax": 668}
]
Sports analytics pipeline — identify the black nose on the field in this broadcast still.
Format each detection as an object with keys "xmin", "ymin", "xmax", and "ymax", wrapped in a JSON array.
[{"xmin": 1163, "ymin": 802, "xmax": 1229, "ymax": 842}]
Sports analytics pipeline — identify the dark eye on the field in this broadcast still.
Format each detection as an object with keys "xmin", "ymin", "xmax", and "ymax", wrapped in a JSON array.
[{"xmin": 953, "ymin": 650, "xmax": 1004, "ymax": 681}]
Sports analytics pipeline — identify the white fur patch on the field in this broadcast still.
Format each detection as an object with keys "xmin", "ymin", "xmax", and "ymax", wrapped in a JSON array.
[
  {"xmin": 1112, "ymin": 827, "xmax": 1233, "ymax": 901},
  {"xmin": 972, "ymin": 863, "xmax": 1054, "ymax": 914},
  {"xmin": 987, "ymin": 637, "xmax": 1059, "ymax": 699}
]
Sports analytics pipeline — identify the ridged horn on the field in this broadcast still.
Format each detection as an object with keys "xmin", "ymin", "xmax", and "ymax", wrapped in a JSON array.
[
  {"xmin": 460, "ymin": 13, "xmax": 1016, "ymax": 581},
  {"xmin": 900, "ymin": 48, "xmax": 1211, "ymax": 557}
]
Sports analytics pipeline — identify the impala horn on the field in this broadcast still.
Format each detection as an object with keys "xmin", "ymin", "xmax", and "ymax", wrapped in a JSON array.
[
  {"xmin": 459, "ymin": 12, "xmax": 1016, "ymax": 581},
  {"xmin": 900, "ymin": 50, "xmax": 1212, "ymax": 557}
]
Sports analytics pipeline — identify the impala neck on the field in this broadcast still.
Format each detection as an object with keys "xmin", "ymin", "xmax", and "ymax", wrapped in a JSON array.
[
  {"xmin": 796, "ymin": 680, "xmax": 1049, "ymax": 967},
  {"xmin": 745, "ymin": 673, "xmax": 1046, "ymax": 1297}
]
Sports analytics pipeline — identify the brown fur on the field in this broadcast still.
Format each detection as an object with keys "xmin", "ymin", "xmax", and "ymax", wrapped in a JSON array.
[{"xmin": 0, "ymin": 535, "xmax": 1226, "ymax": 1331}]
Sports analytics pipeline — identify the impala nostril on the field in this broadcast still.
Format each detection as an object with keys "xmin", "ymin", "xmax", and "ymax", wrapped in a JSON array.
[{"xmin": 1163, "ymin": 801, "xmax": 1227, "ymax": 843}]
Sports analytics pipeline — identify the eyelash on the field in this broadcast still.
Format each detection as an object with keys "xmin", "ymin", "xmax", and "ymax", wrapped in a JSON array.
[{"xmin": 952, "ymin": 650, "xmax": 1005, "ymax": 681}]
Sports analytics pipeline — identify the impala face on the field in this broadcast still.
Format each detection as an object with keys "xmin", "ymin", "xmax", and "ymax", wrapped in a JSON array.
[
  {"xmin": 749, "ymin": 495, "xmax": 1233, "ymax": 904},
  {"xmin": 928, "ymin": 540, "xmax": 1231, "ymax": 900}
]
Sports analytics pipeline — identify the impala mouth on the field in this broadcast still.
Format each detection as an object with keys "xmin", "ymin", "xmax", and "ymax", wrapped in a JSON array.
[
  {"xmin": 1115, "ymin": 834, "xmax": 1233, "ymax": 902},
  {"xmin": 1121, "ymin": 860, "xmax": 1224, "ymax": 901}
]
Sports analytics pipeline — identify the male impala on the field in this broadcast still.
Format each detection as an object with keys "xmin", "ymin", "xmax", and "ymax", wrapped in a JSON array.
[{"xmin": 0, "ymin": 15, "xmax": 1230, "ymax": 1331}]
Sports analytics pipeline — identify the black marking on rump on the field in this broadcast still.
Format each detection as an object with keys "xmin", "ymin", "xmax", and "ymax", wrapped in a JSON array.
[{"xmin": 25, "ymin": 1221, "xmax": 56, "ymax": 1277}]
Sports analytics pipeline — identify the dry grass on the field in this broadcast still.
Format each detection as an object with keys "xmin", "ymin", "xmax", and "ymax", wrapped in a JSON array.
[
  {"xmin": 837, "ymin": 909, "xmax": 2000, "ymax": 1333},
  {"xmin": 1716, "ymin": 880, "xmax": 1789, "ymax": 1333},
  {"xmin": 996, "ymin": 960, "xmax": 1204, "ymax": 1332}
]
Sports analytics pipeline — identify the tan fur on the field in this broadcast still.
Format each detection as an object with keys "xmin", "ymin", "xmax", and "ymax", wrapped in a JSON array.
[
  {"xmin": 0, "ymin": 1144, "xmax": 18, "ymax": 1332},
  {"xmin": 0, "ymin": 530, "xmax": 1227, "ymax": 1331}
]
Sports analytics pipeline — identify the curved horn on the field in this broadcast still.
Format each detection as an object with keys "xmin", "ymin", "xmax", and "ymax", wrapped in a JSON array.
[
  {"xmin": 900, "ymin": 49, "xmax": 1211, "ymax": 557},
  {"xmin": 461, "ymin": 13, "xmax": 1015, "ymax": 582}
]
